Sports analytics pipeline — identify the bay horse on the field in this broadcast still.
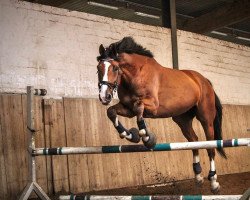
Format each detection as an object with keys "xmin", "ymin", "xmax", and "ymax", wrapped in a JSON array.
[{"xmin": 96, "ymin": 37, "xmax": 226, "ymax": 193}]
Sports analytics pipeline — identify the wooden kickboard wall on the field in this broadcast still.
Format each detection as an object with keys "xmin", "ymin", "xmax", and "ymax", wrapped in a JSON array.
[{"xmin": 0, "ymin": 94, "xmax": 249, "ymax": 199}]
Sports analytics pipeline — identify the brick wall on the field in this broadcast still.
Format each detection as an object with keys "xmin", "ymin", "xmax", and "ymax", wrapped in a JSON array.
[
  {"xmin": 0, "ymin": 0, "xmax": 249, "ymax": 104},
  {"xmin": 178, "ymin": 31, "xmax": 250, "ymax": 105}
]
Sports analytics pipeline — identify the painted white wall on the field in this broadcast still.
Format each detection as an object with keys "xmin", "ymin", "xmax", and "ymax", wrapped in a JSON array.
[
  {"xmin": 178, "ymin": 31, "xmax": 250, "ymax": 105},
  {"xmin": 0, "ymin": 0, "xmax": 249, "ymax": 104}
]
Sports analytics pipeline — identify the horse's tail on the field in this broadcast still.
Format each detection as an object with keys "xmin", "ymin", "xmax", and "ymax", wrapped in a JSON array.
[{"xmin": 214, "ymin": 92, "xmax": 227, "ymax": 159}]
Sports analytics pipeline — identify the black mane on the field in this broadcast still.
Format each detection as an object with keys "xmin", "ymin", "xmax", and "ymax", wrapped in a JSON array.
[{"xmin": 97, "ymin": 37, "xmax": 154, "ymax": 61}]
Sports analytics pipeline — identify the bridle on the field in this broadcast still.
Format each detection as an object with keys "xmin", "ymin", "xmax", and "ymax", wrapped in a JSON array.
[{"xmin": 98, "ymin": 58, "xmax": 119, "ymax": 94}]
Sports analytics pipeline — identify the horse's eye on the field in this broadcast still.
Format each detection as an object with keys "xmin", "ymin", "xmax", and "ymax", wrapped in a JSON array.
[
  {"xmin": 97, "ymin": 70, "xmax": 102, "ymax": 75},
  {"xmin": 113, "ymin": 66, "xmax": 119, "ymax": 72}
]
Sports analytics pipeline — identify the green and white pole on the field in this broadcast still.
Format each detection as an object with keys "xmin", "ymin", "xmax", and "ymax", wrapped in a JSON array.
[
  {"xmin": 59, "ymin": 194, "xmax": 242, "ymax": 200},
  {"xmin": 34, "ymin": 138, "xmax": 250, "ymax": 156}
]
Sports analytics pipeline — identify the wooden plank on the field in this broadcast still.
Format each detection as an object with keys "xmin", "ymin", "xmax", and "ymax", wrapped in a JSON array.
[
  {"xmin": 140, "ymin": 118, "xmax": 168, "ymax": 185},
  {"xmin": 0, "ymin": 95, "xmax": 8, "ymax": 200},
  {"xmin": 0, "ymin": 94, "xmax": 28, "ymax": 200},
  {"xmin": 64, "ymin": 98, "xmax": 90, "ymax": 193},
  {"xmin": 163, "ymin": 117, "xmax": 193, "ymax": 181},
  {"xmin": 182, "ymin": 0, "xmax": 250, "ymax": 34},
  {"xmin": 119, "ymin": 115, "xmax": 144, "ymax": 188},
  {"xmin": 121, "ymin": 105, "xmax": 141, "ymax": 187},
  {"xmin": 43, "ymin": 99, "xmax": 53, "ymax": 194},
  {"xmin": 84, "ymin": 99, "xmax": 126, "ymax": 191},
  {"xmin": 151, "ymin": 118, "xmax": 174, "ymax": 183},
  {"xmin": 215, "ymin": 105, "xmax": 250, "ymax": 175},
  {"xmin": 44, "ymin": 99, "xmax": 69, "ymax": 193},
  {"xmin": 91, "ymin": 99, "xmax": 118, "ymax": 190},
  {"xmin": 99, "ymin": 99, "xmax": 144, "ymax": 189},
  {"xmin": 233, "ymin": 105, "xmax": 250, "ymax": 172}
]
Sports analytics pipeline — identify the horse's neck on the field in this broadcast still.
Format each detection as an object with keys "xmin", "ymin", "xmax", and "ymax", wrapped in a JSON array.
[
  {"xmin": 119, "ymin": 55, "xmax": 148, "ymax": 79},
  {"xmin": 118, "ymin": 63, "xmax": 150, "ymax": 90}
]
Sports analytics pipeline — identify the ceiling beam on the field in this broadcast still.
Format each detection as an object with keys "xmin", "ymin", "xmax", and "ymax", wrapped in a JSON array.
[
  {"xmin": 217, "ymin": 27, "xmax": 250, "ymax": 39},
  {"xmin": 27, "ymin": 0, "xmax": 71, "ymax": 7},
  {"xmin": 181, "ymin": 0, "xmax": 250, "ymax": 34},
  {"xmin": 90, "ymin": 0, "xmax": 160, "ymax": 16}
]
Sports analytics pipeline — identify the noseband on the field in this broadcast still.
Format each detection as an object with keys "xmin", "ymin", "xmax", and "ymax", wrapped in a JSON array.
[
  {"xmin": 98, "ymin": 81, "xmax": 118, "ymax": 93},
  {"xmin": 98, "ymin": 58, "xmax": 119, "ymax": 94}
]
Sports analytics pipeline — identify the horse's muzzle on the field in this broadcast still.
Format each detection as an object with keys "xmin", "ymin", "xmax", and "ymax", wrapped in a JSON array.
[{"xmin": 99, "ymin": 93, "xmax": 112, "ymax": 105}]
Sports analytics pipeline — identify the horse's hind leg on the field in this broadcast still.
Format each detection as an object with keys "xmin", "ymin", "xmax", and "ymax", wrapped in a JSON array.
[
  {"xmin": 198, "ymin": 118, "xmax": 220, "ymax": 193},
  {"xmin": 172, "ymin": 110, "xmax": 204, "ymax": 186},
  {"xmin": 107, "ymin": 102, "xmax": 140, "ymax": 143},
  {"xmin": 196, "ymin": 100, "xmax": 220, "ymax": 193}
]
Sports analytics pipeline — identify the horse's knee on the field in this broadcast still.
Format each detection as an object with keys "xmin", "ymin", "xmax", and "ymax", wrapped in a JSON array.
[{"xmin": 107, "ymin": 106, "xmax": 116, "ymax": 120}]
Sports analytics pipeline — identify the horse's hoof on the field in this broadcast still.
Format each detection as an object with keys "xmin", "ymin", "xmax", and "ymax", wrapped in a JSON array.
[
  {"xmin": 119, "ymin": 131, "xmax": 127, "ymax": 139},
  {"xmin": 211, "ymin": 183, "xmax": 220, "ymax": 194},
  {"xmin": 127, "ymin": 128, "xmax": 140, "ymax": 143},
  {"xmin": 142, "ymin": 132, "xmax": 156, "ymax": 149},
  {"xmin": 195, "ymin": 175, "xmax": 204, "ymax": 186}
]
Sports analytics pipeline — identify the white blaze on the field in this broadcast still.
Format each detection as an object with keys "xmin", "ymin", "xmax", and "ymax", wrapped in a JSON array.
[{"xmin": 100, "ymin": 61, "xmax": 110, "ymax": 100}]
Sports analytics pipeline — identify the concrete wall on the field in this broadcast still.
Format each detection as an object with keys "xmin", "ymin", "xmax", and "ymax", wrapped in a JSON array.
[{"xmin": 0, "ymin": 0, "xmax": 250, "ymax": 104}]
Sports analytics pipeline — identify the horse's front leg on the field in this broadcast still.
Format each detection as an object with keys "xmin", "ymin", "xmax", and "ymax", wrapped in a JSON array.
[
  {"xmin": 107, "ymin": 103, "xmax": 140, "ymax": 143},
  {"xmin": 133, "ymin": 101, "xmax": 157, "ymax": 149}
]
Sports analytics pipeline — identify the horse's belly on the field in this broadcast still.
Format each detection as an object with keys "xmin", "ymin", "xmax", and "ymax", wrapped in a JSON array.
[
  {"xmin": 153, "ymin": 79, "xmax": 200, "ymax": 118},
  {"xmin": 143, "ymin": 104, "xmax": 193, "ymax": 118},
  {"xmin": 144, "ymin": 91, "xmax": 199, "ymax": 118}
]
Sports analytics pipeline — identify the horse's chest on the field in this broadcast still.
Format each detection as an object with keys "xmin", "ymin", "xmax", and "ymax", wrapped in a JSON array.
[
  {"xmin": 119, "ymin": 94, "xmax": 138, "ymax": 106},
  {"xmin": 131, "ymin": 78, "xmax": 146, "ymax": 89},
  {"xmin": 118, "ymin": 77, "xmax": 151, "ymax": 108},
  {"xmin": 130, "ymin": 81, "xmax": 148, "ymax": 97}
]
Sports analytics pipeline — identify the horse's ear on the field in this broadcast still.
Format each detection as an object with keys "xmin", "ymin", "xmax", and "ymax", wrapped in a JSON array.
[
  {"xmin": 109, "ymin": 44, "xmax": 118, "ymax": 60},
  {"xmin": 99, "ymin": 44, "xmax": 105, "ymax": 55}
]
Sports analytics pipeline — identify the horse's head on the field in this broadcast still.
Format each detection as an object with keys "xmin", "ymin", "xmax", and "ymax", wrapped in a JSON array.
[{"xmin": 97, "ymin": 44, "xmax": 120, "ymax": 105}]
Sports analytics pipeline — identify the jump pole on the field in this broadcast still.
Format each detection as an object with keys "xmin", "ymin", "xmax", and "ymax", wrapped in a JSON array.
[
  {"xmin": 59, "ymin": 194, "xmax": 242, "ymax": 200},
  {"xmin": 33, "ymin": 138, "xmax": 250, "ymax": 156}
]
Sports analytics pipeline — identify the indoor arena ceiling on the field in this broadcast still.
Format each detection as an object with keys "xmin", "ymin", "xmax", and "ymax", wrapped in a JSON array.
[{"xmin": 25, "ymin": 0, "xmax": 250, "ymax": 46}]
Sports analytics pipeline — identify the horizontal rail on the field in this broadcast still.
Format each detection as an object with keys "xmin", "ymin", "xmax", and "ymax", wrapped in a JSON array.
[
  {"xmin": 59, "ymin": 194, "xmax": 242, "ymax": 200},
  {"xmin": 33, "ymin": 138, "xmax": 250, "ymax": 156}
]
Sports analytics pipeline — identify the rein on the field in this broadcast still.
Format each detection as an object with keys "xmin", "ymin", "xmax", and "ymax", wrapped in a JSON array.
[{"xmin": 98, "ymin": 81, "xmax": 118, "ymax": 93}]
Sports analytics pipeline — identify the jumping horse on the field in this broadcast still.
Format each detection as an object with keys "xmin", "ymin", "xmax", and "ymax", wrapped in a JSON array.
[{"xmin": 96, "ymin": 37, "xmax": 227, "ymax": 193}]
